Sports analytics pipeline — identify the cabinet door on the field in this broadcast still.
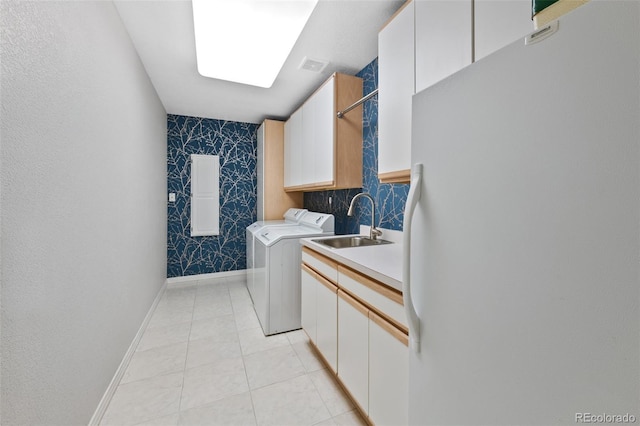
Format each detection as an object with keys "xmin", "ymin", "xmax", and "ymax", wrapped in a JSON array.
[
  {"xmin": 301, "ymin": 91, "xmax": 317, "ymax": 187},
  {"xmin": 415, "ymin": 0, "xmax": 472, "ymax": 93},
  {"xmin": 337, "ymin": 290, "xmax": 369, "ymax": 414},
  {"xmin": 311, "ymin": 77, "xmax": 335, "ymax": 186},
  {"xmin": 378, "ymin": 1, "xmax": 414, "ymax": 181},
  {"xmin": 301, "ymin": 264, "xmax": 317, "ymax": 344},
  {"xmin": 284, "ymin": 108, "xmax": 303, "ymax": 188},
  {"xmin": 474, "ymin": 0, "xmax": 533, "ymax": 61},
  {"xmin": 284, "ymin": 113, "xmax": 293, "ymax": 188},
  {"xmin": 261, "ymin": 120, "xmax": 302, "ymax": 220},
  {"xmin": 316, "ymin": 273, "xmax": 338, "ymax": 372},
  {"xmin": 369, "ymin": 311, "xmax": 409, "ymax": 426}
]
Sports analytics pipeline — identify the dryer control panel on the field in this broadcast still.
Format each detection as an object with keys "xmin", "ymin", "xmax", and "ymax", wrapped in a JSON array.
[{"xmin": 299, "ymin": 212, "xmax": 335, "ymax": 233}]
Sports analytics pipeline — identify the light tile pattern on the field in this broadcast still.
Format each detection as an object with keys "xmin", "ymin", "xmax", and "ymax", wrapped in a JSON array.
[{"xmin": 100, "ymin": 277, "xmax": 364, "ymax": 426}]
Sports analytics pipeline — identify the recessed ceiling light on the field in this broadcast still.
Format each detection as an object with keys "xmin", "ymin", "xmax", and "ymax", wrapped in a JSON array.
[{"xmin": 192, "ymin": 0, "xmax": 318, "ymax": 88}]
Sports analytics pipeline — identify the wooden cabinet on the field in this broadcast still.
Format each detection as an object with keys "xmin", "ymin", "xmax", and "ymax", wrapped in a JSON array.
[
  {"xmin": 257, "ymin": 120, "xmax": 302, "ymax": 220},
  {"xmin": 378, "ymin": 0, "xmax": 414, "ymax": 183},
  {"xmin": 369, "ymin": 311, "xmax": 409, "ymax": 426},
  {"xmin": 284, "ymin": 73, "xmax": 363, "ymax": 192},
  {"xmin": 474, "ymin": 0, "xmax": 534, "ymax": 61},
  {"xmin": 301, "ymin": 245, "xmax": 408, "ymax": 425},
  {"xmin": 415, "ymin": 0, "xmax": 473, "ymax": 94},
  {"xmin": 337, "ymin": 290, "xmax": 370, "ymax": 414}
]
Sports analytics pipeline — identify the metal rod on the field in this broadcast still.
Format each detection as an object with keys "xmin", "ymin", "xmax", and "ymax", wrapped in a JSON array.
[{"xmin": 336, "ymin": 88, "xmax": 378, "ymax": 119}]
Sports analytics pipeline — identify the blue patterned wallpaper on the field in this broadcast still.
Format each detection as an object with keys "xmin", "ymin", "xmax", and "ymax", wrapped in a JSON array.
[
  {"xmin": 167, "ymin": 115, "xmax": 258, "ymax": 278},
  {"xmin": 303, "ymin": 189, "xmax": 362, "ymax": 235},
  {"xmin": 167, "ymin": 58, "xmax": 408, "ymax": 277},
  {"xmin": 305, "ymin": 58, "xmax": 410, "ymax": 234}
]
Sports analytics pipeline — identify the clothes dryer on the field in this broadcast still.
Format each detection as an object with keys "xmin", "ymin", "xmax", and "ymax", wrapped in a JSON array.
[
  {"xmin": 246, "ymin": 208, "xmax": 307, "ymax": 299},
  {"xmin": 253, "ymin": 212, "xmax": 334, "ymax": 335}
]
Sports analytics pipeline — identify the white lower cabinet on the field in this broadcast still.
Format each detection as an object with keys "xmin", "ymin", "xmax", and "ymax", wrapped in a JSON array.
[
  {"xmin": 301, "ymin": 258, "xmax": 338, "ymax": 373},
  {"xmin": 301, "ymin": 247, "xmax": 408, "ymax": 425},
  {"xmin": 337, "ymin": 290, "xmax": 370, "ymax": 415},
  {"xmin": 316, "ymin": 274, "xmax": 338, "ymax": 373},
  {"xmin": 301, "ymin": 264, "xmax": 318, "ymax": 343},
  {"xmin": 369, "ymin": 311, "xmax": 409, "ymax": 426}
]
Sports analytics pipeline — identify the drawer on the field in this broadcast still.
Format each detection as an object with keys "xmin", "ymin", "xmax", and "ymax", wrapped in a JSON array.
[
  {"xmin": 338, "ymin": 265, "xmax": 407, "ymax": 331},
  {"xmin": 302, "ymin": 246, "xmax": 338, "ymax": 283}
]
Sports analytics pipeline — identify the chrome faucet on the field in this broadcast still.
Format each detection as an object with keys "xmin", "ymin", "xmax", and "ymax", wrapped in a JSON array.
[{"xmin": 347, "ymin": 192, "xmax": 383, "ymax": 240}]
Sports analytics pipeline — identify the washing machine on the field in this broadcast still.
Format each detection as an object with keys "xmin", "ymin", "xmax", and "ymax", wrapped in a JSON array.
[
  {"xmin": 246, "ymin": 208, "xmax": 307, "ymax": 300},
  {"xmin": 253, "ymin": 212, "xmax": 334, "ymax": 335}
]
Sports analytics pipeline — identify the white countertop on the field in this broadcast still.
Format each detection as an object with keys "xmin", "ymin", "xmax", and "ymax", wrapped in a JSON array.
[{"xmin": 300, "ymin": 234, "xmax": 403, "ymax": 292}]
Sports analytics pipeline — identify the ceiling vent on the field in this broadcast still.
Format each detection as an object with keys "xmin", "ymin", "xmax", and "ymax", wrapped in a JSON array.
[{"xmin": 299, "ymin": 56, "xmax": 329, "ymax": 73}]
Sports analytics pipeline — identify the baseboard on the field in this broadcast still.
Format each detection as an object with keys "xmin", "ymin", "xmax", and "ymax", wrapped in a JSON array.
[
  {"xmin": 88, "ymin": 280, "xmax": 168, "ymax": 426},
  {"xmin": 166, "ymin": 269, "xmax": 247, "ymax": 286},
  {"xmin": 89, "ymin": 270, "xmax": 248, "ymax": 424}
]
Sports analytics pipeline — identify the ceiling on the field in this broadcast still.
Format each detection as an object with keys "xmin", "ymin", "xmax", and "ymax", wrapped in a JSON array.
[{"xmin": 113, "ymin": 0, "xmax": 404, "ymax": 124}]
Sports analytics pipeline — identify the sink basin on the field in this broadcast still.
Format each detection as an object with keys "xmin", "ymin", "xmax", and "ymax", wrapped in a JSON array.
[{"xmin": 312, "ymin": 236, "xmax": 392, "ymax": 249}]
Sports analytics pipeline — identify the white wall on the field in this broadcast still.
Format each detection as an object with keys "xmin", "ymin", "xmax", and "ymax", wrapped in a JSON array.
[{"xmin": 1, "ymin": 1, "xmax": 167, "ymax": 424}]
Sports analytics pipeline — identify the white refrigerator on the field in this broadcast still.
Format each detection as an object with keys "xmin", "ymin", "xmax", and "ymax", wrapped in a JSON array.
[{"xmin": 404, "ymin": 1, "xmax": 639, "ymax": 424}]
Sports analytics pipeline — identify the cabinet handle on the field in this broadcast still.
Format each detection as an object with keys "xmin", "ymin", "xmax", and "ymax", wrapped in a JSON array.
[
  {"xmin": 316, "ymin": 272, "xmax": 338, "ymax": 293},
  {"xmin": 369, "ymin": 310, "xmax": 409, "ymax": 347},
  {"xmin": 402, "ymin": 163, "xmax": 422, "ymax": 353},
  {"xmin": 338, "ymin": 289, "xmax": 369, "ymax": 316},
  {"xmin": 303, "ymin": 246, "xmax": 338, "ymax": 269},
  {"xmin": 301, "ymin": 263, "xmax": 317, "ymax": 277}
]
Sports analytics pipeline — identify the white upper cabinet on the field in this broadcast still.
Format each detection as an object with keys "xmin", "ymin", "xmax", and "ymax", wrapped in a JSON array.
[
  {"xmin": 284, "ymin": 109, "xmax": 303, "ymax": 188},
  {"xmin": 307, "ymin": 77, "xmax": 335, "ymax": 186},
  {"xmin": 377, "ymin": 0, "xmax": 533, "ymax": 181},
  {"xmin": 378, "ymin": 1, "xmax": 415, "ymax": 183},
  {"xmin": 284, "ymin": 73, "xmax": 363, "ymax": 192},
  {"xmin": 300, "ymin": 86, "xmax": 318, "ymax": 187},
  {"xmin": 474, "ymin": 0, "xmax": 534, "ymax": 61},
  {"xmin": 415, "ymin": 0, "xmax": 473, "ymax": 94}
]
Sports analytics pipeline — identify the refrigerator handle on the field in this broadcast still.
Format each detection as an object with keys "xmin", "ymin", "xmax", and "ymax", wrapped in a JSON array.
[{"xmin": 402, "ymin": 163, "xmax": 422, "ymax": 353}]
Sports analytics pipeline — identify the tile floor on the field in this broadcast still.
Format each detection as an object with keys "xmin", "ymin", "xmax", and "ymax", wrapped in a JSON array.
[{"xmin": 100, "ymin": 276, "xmax": 366, "ymax": 426}]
